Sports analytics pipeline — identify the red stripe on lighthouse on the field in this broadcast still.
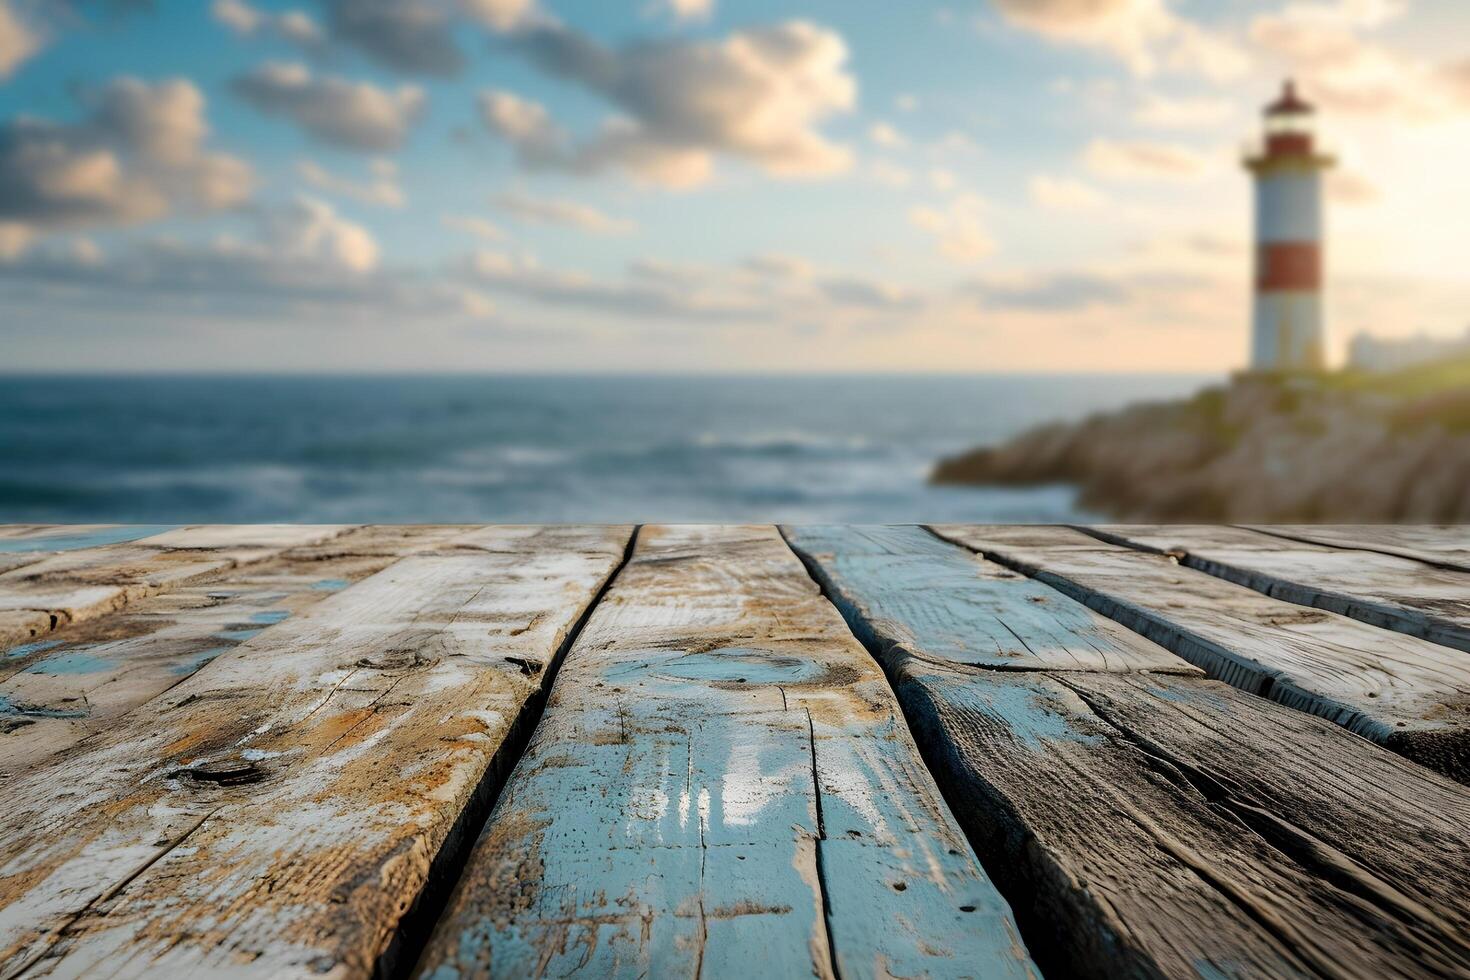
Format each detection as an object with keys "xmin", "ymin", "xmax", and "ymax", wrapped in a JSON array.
[{"xmin": 1256, "ymin": 242, "xmax": 1321, "ymax": 291}]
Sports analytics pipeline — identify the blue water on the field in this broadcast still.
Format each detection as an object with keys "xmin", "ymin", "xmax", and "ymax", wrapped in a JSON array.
[{"xmin": 0, "ymin": 374, "xmax": 1211, "ymax": 524}]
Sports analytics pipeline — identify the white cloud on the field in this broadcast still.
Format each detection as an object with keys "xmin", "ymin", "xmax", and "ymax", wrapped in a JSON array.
[
  {"xmin": 1245, "ymin": 2, "xmax": 1470, "ymax": 121},
  {"xmin": 312, "ymin": 0, "xmax": 536, "ymax": 74},
  {"xmin": 1165, "ymin": 20, "xmax": 1251, "ymax": 81},
  {"xmin": 964, "ymin": 270, "xmax": 1129, "ymax": 312},
  {"xmin": 260, "ymin": 194, "xmax": 379, "ymax": 272},
  {"xmin": 213, "ymin": 0, "xmax": 323, "ymax": 48},
  {"xmin": 233, "ymin": 63, "xmax": 426, "ymax": 151},
  {"xmin": 1029, "ymin": 174, "xmax": 1106, "ymax": 210},
  {"xmin": 322, "ymin": 0, "xmax": 462, "ymax": 75},
  {"xmin": 1084, "ymin": 138, "xmax": 1211, "ymax": 179},
  {"xmin": 742, "ymin": 253, "xmax": 815, "ymax": 280},
  {"xmin": 484, "ymin": 20, "xmax": 856, "ymax": 187},
  {"xmin": 0, "ymin": 0, "xmax": 42, "ymax": 80},
  {"xmin": 658, "ymin": 0, "xmax": 713, "ymax": 23},
  {"xmin": 459, "ymin": 247, "xmax": 924, "ymax": 322},
  {"xmin": 1270, "ymin": 0, "xmax": 1405, "ymax": 31},
  {"xmin": 477, "ymin": 89, "xmax": 565, "ymax": 161},
  {"xmin": 819, "ymin": 275, "xmax": 922, "ymax": 311},
  {"xmin": 867, "ymin": 160, "xmax": 913, "ymax": 188},
  {"xmin": 491, "ymin": 191, "xmax": 635, "ymax": 235},
  {"xmin": 909, "ymin": 193, "xmax": 995, "ymax": 262},
  {"xmin": 0, "ymin": 77, "xmax": 252, "ymax": 247},
  {"xmin": 1328, "ymin": 169, "xmax": 1380, "ymax": 205},
  {"xmin": 1132, "ymin": 93, "xmax": 1234, "ymax": 129},
  {"xmin": 0, "ymin": 221, "xmax": 33, "ymax": 259},
  {"xmin": 0, "ymin": 197, "xmax": 498, "ymax": 322},
  {"xmin": 868, "ymin": 122, "xmax": 907, "ymax": 148},
  {"xmin": 463, "ymin": 249, "xmax": 767, "ymax": 320},
  {"xmin": 297, "ymin": 158, "xmax": 405, "ymax": 207},
  {"xmin": 441, "ymin": 214, "xmax": 504, "ymax": 240},
  {"xmin": 991, "ymin": 0, "xmax": 1249, "ymax": 81},
  {"xmin": 929, "ymin": 168, "xmax": 959, "ymax": 192},
  {"xmin": 463, "ymin": 0, "xmax": 537, "ymax": 31}
]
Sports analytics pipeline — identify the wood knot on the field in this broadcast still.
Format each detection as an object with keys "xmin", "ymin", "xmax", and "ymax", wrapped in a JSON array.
[
  {"xmin": 351, "ymin": 649, "xmax": 438, "ymax": 671},
  {"xmin": 175, "ymin": 760, "xmax": 269, "ymax": 786}
]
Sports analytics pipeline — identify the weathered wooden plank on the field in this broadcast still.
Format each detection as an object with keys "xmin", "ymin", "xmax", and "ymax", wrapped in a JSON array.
[
  {"xmin": 783, "ymin": 525, "xmax": 1196, "ymax": 673},
  {"xmin": 1091, "ymin": 524, "xmax": 1470, "ymax": 653},
  {"xmin": 135, "ymin": 525, "xmax": 350, "ymax": 550},
  {"xmin": 0, "ymin": 527, "xmax": 459, "ymax": 773},
  {"xmin": 1246, "ymin": 524, "xmax": 1470, "ymax": 574},
  {"xmin": 0, "ymin": 526, "xmax": 177, "ymax": 552},
  {"xmin": 0, "ymin": 527, "xmax": 65, "ymax": 542},
  {"xmin": 0, "ymin": 526, "xmax": 354, "ymax": 650},
  {"xmin": 0, "ymin": 525, "xmax": 631, "ymax": 980},
  {"xmin": 417, "ymin": 525, "xmax": 1036, "ymax": 980},
  {"xmin": 931, "ymin": 524, "xmax": 1470, "ymax": 781},
  {"xmin": 893, "ymin": 666, "xmax": 1470, "ymax": 980},
  {"xmin": 0, "ymin": 527, "xmax": 180, "ymax": 575},
  {"xmin": 787, "ymin": 525, "xmax": 1470, "ymax": 978}
]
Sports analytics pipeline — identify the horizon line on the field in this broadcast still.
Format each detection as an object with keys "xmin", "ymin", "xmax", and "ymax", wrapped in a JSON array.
[{"xmin": 0, "ymin": 368, "xmax": 1228, "ymax": 379}]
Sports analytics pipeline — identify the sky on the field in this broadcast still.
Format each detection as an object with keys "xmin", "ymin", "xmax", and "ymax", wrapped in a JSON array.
[{"xmin": 2, "ymin": 0, "xmax": 1468, "ymax": 373}]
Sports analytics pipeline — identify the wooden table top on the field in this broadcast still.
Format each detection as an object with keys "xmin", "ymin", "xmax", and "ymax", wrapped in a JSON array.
[{"xmin": 2, "ymin": 523, "xmax": 1469, "ymax": 979}]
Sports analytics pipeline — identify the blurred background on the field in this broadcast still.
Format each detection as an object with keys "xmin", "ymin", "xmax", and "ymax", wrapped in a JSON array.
[{"xmin": 3, "ymin": 0, "xmax": 1467, "ymax": 523}]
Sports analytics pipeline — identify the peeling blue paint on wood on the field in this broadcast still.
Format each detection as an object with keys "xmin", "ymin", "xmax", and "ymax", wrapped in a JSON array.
[
  {"xmin": 23, "ymin": 649, "xmax": 112, "ymax": 675},
  {"xmin": 211, "ymin": 627, "xmax": 266, "ymax": 642},
  {"xmin": 169, "ymin": 646, "xmax": 233, "ymax": 675},
  {"xmin": 6, "ymin": 639, "xmax": 62, "ymax": 659},
  {"xmin": 418, "ymin": 524, "xmax": 1038, "ymax": 980},
  {"xmin": 0, "ymin": 526, "xmax": 178, "ymax": 554},
  {"xmin": 784, "ymin": 525, "xmax": 1194, "ymax": 674},
  {"xmin": 13, "ymin": 522, "xmax": 1470, "ymax": 980},
  {"xmin": 0, "ymin": 525, "xmax": 635, "ymax": 979},
  {"xmin": 791, "ymin": 523, "xmax": 1470, "ymax": 978}
]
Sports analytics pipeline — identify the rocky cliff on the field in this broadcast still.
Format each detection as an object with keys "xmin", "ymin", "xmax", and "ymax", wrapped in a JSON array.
[{"xmin": 932, "ymin": 361, "xmax": 1470, "ymax": 522}]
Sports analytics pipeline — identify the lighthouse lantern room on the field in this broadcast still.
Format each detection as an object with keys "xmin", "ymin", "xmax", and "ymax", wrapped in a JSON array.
[{"xmin": 1245, "ymin": 81, "xmax": 1335, "ymax": 372}]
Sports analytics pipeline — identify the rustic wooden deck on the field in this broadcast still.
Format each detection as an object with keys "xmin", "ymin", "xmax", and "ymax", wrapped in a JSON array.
[{"xmin": 1, "ymin": 524, "xmax": 1469, "ymax": 980}]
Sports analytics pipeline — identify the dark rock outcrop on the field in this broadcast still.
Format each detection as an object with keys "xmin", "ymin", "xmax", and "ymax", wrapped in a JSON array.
[{"xmin": 932, "ymin": 369, "xmax": 1470, "ymax": 522}]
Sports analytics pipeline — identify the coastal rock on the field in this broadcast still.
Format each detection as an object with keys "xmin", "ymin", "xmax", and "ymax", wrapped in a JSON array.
[{"xmin": 932, "ymin": 368, "xmax": 1470, "ymax": 522}]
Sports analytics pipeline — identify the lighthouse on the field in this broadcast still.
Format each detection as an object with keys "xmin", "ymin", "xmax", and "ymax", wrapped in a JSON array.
[{"xmin": 1245, "ymin": 81, "xmax": 1334, "ymax": 372}]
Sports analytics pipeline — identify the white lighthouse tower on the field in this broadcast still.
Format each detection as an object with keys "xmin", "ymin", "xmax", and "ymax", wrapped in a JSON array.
[{"xmin": 1245, "ymin": 81, "xmax": 1335, "ymax": 372}]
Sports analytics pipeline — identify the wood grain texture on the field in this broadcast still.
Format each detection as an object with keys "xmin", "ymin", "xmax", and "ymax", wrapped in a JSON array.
[
  {"xmin": 136, "ymin": 526, "xmax": 352, "ymax": 550},
  {"xmin": 788, "ymin": 525, "xmax": 1470, "ymax": 979},
  {"xmin": 0, "ymin": 527, "xmax": 173, "ymax": 548},
  {"xmin": 0, "ymin": 526, "xmax": 354, "ymax": 651},
  {"xmin": 0, "ymin": 528, "xmax": 179, "ymax": 575},
  {"xmin": 416, "ymin": 524, "xmax": 1036, "ymax": 980},
  {"xmin": 0, "ymin": 525, "xmax": 631, "ymax": 980},
  {"xmin": 932, "ymin": 524, "xmax": 1470, "ymax": 782},
  {"xmin": 1090, "ymin": 524, "xmax": 1470, "ymax": 653},
  {"xmin": 782, "ymin": 525, "xmax": 1196, "ymax": 674},
  {"xmin": 893, "ymin": 667, "xmax": 1470, "ymax": 980},
  {"xmin": 0, "ymin": 526, "xmax": 463, "ymax": 773},
  {"xmin": 1244, "ymin": 525, "xmax": 1470, "ymax": 573}
]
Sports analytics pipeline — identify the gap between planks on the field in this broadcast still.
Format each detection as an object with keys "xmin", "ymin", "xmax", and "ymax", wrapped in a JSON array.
[
  {"xmin": 931, "ymin": 524, "xmax": 1470, "ymax": 783},
  {"xmin": 379, "ymin": 526, "xmax": 642, "ymax": 980},
  {"xmin": 784, "ymin": 524, "xmax": 1470, "ymax": 980},
  {"xmin": 1077, "ymin": 523, "xmax": 1470, "ymax": 656},
  {"xmin": 1240, "ymin": 524, "xmax": 1470, "ymax": 575},
  {"xmin": 0, "ymin": 525, "xmax": 635, "ymax": 980},
  {"xmin": 412, "ymin": 525, "xmax": 1037, "ymax": 980}
]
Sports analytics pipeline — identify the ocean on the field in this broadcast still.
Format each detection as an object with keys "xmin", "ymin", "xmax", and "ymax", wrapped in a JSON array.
[{"xmin": 0, "ymin": 374, "xmax": 1212, "ymax": 524}]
